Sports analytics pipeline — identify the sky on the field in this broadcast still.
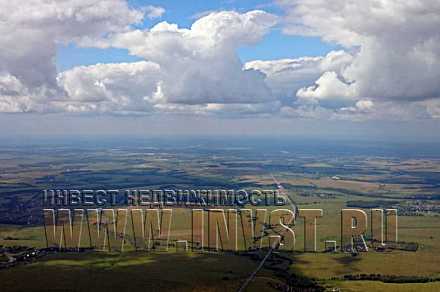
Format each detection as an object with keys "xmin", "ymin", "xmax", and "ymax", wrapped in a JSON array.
[
  {"xmin": 56, "ymin": 0, "xmax": 338, "ymax": 71},
  {"xmin": 0, "ymin": 0, "xmax": 440, "ymax": 140}
]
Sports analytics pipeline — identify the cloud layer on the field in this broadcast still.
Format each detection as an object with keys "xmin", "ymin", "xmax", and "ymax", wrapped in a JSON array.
[
  {"xmin": 0, "ymin": 4, "xmax": 279, "ymax": 115},
  {"xmin": 277, "ymin": 0, "xmax": 440, "ymax": 106},
  {"xmin": 0, "ymin": 0, "xmax": 145, "ymax": 112},
  {"xmin": 0, "ymin": 0, "xmax": 439, "ymax": 121}
]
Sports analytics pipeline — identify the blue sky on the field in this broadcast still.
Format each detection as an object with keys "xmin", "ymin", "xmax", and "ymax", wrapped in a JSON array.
[{"xmin": 57, "ymin": 0, "xmax": 337, "ymax": 71}]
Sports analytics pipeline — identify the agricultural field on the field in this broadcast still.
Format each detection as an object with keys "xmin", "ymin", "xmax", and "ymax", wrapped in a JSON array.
[{"xmin": 1, "ymin": 138, "xmax": 440, "ymax": 291}]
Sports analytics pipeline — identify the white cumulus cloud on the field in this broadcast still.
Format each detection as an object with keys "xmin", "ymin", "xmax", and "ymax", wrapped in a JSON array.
[
  {"xmin": 0, "ymin": 0, "xmax": 146, "ymax": 112},
  {"xmin": 56, "ymin": 61, "xmax": 160, "ymax": 113},
  {"xmin": 102, "ymin": 10, "xmax": 278, "ymax": 105},
  {"xmin": 277, "ymin": 0, "xmax": 440, "ymax": 106},
  {"xmin": 245, "ymin": 50, "xmax": 355, "ymax": 108}
]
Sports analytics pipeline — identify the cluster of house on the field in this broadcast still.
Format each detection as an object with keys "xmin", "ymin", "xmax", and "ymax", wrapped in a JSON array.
[{"xmin": 0, "ymin": 245, "xmax": 92, "ymax": 269}]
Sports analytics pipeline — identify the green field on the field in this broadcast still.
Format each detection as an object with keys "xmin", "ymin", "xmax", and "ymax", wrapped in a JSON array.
[
  {"xmin": 1, "ymin": 144, "xmax": 440, "ymax": 291},
  {"xmin": 0, "ymin": 251, "xmax": 280, "ymax": 292}
]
